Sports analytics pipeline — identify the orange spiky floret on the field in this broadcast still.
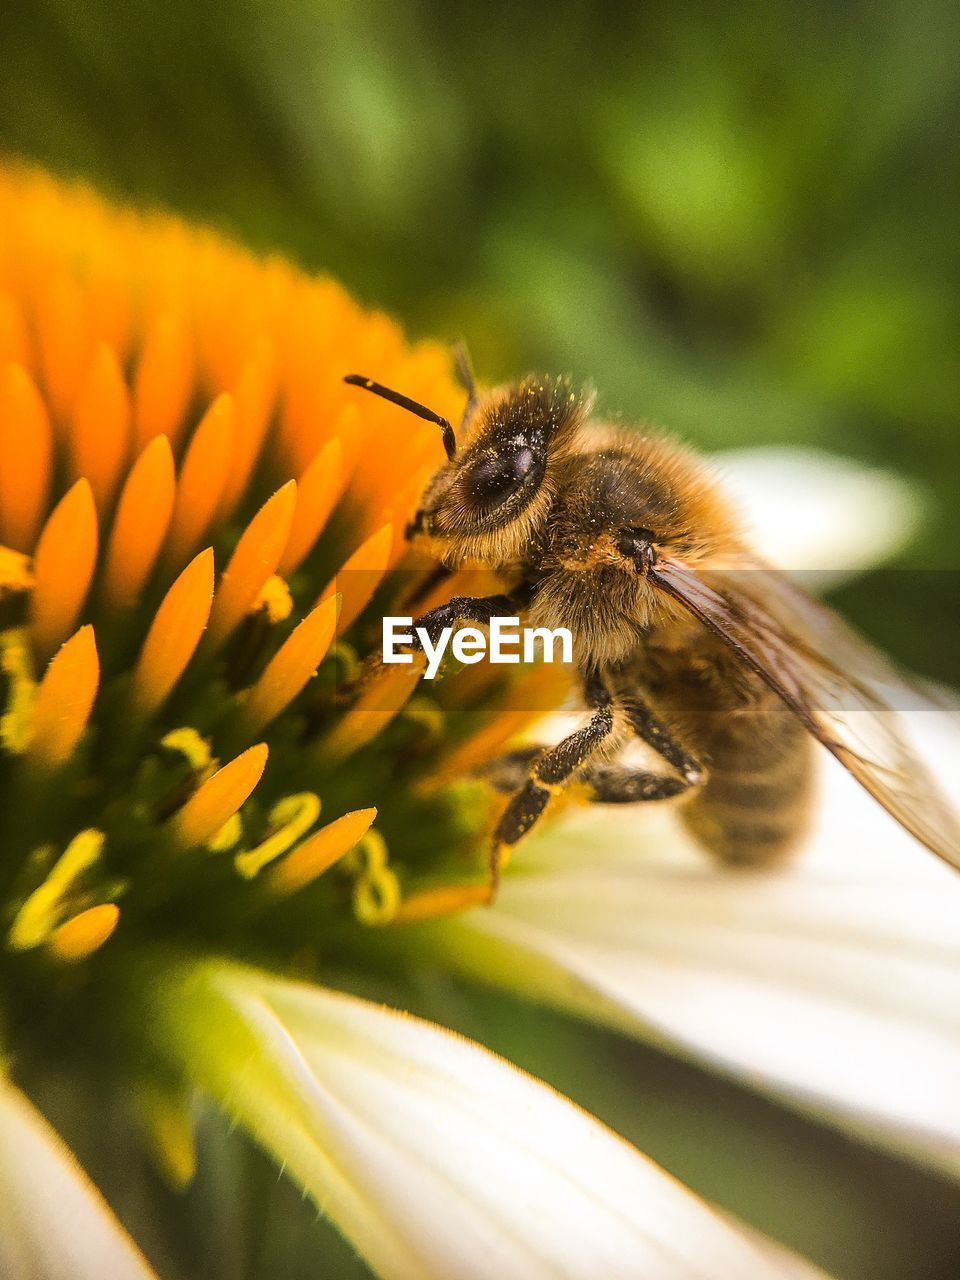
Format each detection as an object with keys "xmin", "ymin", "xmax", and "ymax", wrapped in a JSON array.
[
  {"xmin": 0, "ymin": 163, "xmax": 569, "ymax": 989},
  {"xmin": 238, "ymin": 594, "xmax": 339, "ymax": 741},
  {"xmin": 27, "ymin": 625, "xmax": 100, "ymax": 768},
  {"xmin": 0, "ymin": 363, "xmax": 53, "ymax": 550},
  {"xmin": 203, "ymin": 480, "xmax": 298, "ymax": 654},
  {"xmin": 48, "ymin": 902, "xmax": 120, "ymax": 962},
  {"xmin": 162, "ymin": 393, "xmax": 235, "ymax": 571},
  {"xmin": 134, "ymin": 309, "xmax": 197, "ymax": 450},
  {"xmin": 30, "ymin": 478, "xmax": 98, "ymax": 660},
  {"xmin": 168, "ymin": 744, "xmax": 270, "ymax": 849},
  {"xmin": 100, "ymin": 434, "xmax": 176, "ymax": 612},
  {"xmin": 321, "ymin": 521, "xmax": 394, "ymax": 633},
  {"xmin": 266, "ymin": 807, "xmax": 378, "ymax": 897},
  {"xmin": 130, "ymin": 549, "xmax": 215, "ymax": 718},
  {"xmin": 69, "ymin": 343, "xmax": 131, "ymax": 511},
  {"xmin": 278, "ymin": 437, "xmax": 343, "ymax": 577}
]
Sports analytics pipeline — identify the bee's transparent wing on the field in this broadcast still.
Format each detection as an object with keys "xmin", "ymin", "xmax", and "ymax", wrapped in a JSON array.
[{"xmin": 650, "ymin": 556, "xmax": 960, "ymax": 872}]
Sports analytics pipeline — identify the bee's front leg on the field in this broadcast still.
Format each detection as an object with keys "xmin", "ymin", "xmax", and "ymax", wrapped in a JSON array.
[
  {"xmin": 411, "ymin": 592, "xmax": 525, "ymax": 649},
  {"xmin": 343, "ymin": 588, "xmax": 529, "ymax": 697},
  {"xmin": 489, "ymin": 676, "xmax": 705, "ymax": 892},
  {"xmin": 490, "ymin": 669, "xmax": 615, "ymax": 887}
]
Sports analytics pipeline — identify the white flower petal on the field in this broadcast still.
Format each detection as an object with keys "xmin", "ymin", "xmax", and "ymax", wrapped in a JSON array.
[
  {"xmin": 141, "ymin": 960, "xmax": 829, "ymax": 1280},
  {"xmin": 713, "ymin": 447, "xmax": 922, "ymax": 580},
  {"xmin": 0, "ymin": 1076, "xmax": 158, "ymax": 1280},
  {"xmin": 433, "ymin": 709, "xmax": 960, "ymax": 1176}
]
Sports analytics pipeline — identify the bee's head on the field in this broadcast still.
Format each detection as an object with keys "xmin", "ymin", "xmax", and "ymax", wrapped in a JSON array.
[{"xmin": 345, "ymin": 372, "xmax": 589, "ymax": 567}]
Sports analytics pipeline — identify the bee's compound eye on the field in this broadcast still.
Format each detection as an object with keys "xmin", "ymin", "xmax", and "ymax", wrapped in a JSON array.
[{"xmin": 465, "ymin": 445, "xmax": 538, "ymax": 508}]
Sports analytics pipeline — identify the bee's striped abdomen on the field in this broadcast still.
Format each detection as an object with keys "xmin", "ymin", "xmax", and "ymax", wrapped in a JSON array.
[{"xmin": 681, "ymin": 695, "xmax": 815, "ymax": 867}]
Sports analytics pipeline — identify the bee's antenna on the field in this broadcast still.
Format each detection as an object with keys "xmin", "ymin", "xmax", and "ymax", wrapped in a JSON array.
[{"xmin": 344, "ymin": 374, "xmax": 456, "ymax": 459}]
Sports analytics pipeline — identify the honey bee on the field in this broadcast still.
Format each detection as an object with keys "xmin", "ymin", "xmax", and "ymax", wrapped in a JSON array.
[{"xmin": 345, "ymin": 357, "xmax": 960, "ymax": 893}]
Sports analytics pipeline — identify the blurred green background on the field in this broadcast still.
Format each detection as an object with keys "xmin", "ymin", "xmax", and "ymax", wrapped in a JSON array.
[
  {"xmin": 3, "ymin": 0, "xmax": 958, "ymax": 675},
  {"xmin": 3, "ymin": 1, "xmax": 959, "ymax": 1277}
]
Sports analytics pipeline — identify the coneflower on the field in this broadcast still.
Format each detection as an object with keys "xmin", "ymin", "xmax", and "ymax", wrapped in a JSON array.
[{"xmin": 0, "ymin": 164, "xmax": 951, "ymax": 1280}]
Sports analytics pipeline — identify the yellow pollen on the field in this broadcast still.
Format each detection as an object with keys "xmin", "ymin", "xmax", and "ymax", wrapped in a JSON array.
[
  {"xmin": 160, "ymin": 726, "xmax": 212, "ymax": 771},
  {"xmin": 30, "ymin": 478, "xmax": 98, "ymax": 663},
  {"xmin": 253, "ymin": 574, "xmax": 293, "ymax": 625},
  {"xmin": 0, "ymin": 547, "xmax": 34, "ymax": 598},
  {"xmin": 169, "ymin": 743, "xmax": 269, "ymax": 849},
  {"xmin": 353, "ymin": 867, "xmax": 401, "ymax": 924},
  {"xmin": 343, "ymin": 827, "xmax": 400, "ymax": 924},
  {"xmin": 235, "ymin": 792, "xmax": 322, "ymax": 879},
  {"xmin": 27, "ymin": 625, "xmax": 99, "ymax": 767},
  {"xmin": 207, "ymin": 813, "xmax": 243, "ymax": 852},
  {"xmin": 0, "ymin": 630, "xmax": 34, "ymax": 752},
  {"xmin": 8, "ymin": 828, "xmax": 105, "ymax": 950}
]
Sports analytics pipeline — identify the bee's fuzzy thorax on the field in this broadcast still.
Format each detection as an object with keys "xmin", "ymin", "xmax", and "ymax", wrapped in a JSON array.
[
  {"xmin": 516, "ymin": 424, "xmax": 744, "ymax": 665},
  {"xmin": 559, "ymin": 423, "xmax": 745, "ymax": 565}
]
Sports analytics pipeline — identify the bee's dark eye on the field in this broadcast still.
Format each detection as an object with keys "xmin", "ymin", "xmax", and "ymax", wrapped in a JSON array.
[{"xmin": 465, "ymin": 445, "xmax": 539, "ymax": 508}]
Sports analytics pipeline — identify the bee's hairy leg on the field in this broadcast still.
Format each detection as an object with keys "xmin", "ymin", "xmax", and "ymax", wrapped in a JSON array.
[
  {"xmin": 412, "ymin": 589, "xmax": 530, "ymax": 648},
  {"xmin": 336, "ymin": 590, "xmax": 521, "ymax": 704},
  {"xmin": 488, "ymin": 677, "xmax": 705, "ymax": 890},
  {"xmin": 580, "ymin": 762, "xmax": 695, "ymax": 804},
  {"xmin": 490, "ymin": 670, "xmax": 616, "ymax": 888},
  {"xmin": 384, "ymin": 736, "xmax": 695, "ymax": 924},
  {"xmin": 619, "ymin": 692, "xmax": 705, "ymax": 787},
  {"xmin": 364, "ymin": 590, "xmax": 527, "ymax": 687},
  {"xmin": 481, "ymin": 748, "xmax": 695, "ymax": 805}
]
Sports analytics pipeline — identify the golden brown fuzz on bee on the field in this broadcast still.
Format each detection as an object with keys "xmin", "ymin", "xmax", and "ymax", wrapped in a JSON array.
[
  {"xmin": 530, "ymin": 426, "xmax": 744, "ymax": 667},
  {"xmin": 392, "ymin": 373, "xmax": 804, "ymax": 874},
  {"xmin": 344, "ymin": 362, "xmax": 960, "ymax": 896}
]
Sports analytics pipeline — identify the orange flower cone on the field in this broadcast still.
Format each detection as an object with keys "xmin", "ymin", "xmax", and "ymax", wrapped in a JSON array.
[{"xmin": 0, "ymin": 162, "xmax": 567, "ymax": 979}]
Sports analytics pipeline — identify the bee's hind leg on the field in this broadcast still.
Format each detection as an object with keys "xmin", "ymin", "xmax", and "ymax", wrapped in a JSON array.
[
  {"xmin": 579, "ymin": 761, "xmax": 694, "ymax": 804},
  {"xmin": 487, "ymin": 682, "xmax": 704, "ymax": 890},
  {"xmin": 481, "ymin": 749, "xmax": 697, "ymax": 804}
]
